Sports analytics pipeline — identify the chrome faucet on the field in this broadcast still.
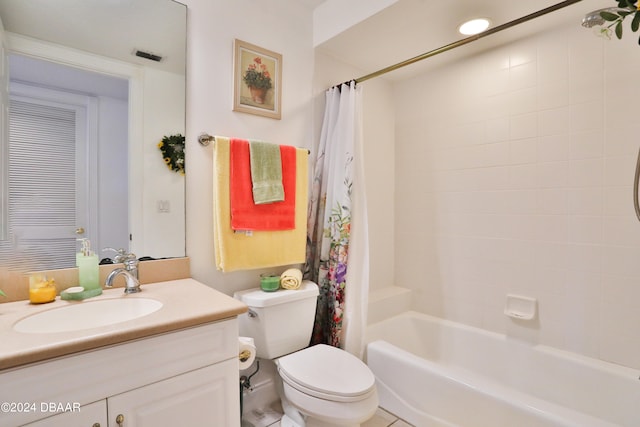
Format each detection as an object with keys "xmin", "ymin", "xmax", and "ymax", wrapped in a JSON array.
[{"xmin": 104, "ymin": 248, "xmax": 141, "ymax": 294}]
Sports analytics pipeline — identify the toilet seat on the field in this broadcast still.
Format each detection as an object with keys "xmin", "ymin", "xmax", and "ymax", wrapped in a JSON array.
[{"xmin": 277, "ymin": 344, "xmax": 376, "ymax": 403}]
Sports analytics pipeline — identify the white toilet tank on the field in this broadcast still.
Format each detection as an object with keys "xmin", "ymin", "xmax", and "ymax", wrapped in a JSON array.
[{"xmin": 234, "ymin": 281, "xmax": 319, "ymax": 359}]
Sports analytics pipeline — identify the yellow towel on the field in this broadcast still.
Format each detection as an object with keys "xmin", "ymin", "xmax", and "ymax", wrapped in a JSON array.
[
  {"xmin": 214, "ymin": 137, "xmax": 308, "ymax": 272},
  {"xmin": 280, "ymin": 268, "xmax": 302, "ymax": 290}
]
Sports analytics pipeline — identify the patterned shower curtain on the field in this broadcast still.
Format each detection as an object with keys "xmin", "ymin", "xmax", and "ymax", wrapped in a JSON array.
[{"xmin": 304, "ymin": 81, "xmax": 369, "ymax": 355}]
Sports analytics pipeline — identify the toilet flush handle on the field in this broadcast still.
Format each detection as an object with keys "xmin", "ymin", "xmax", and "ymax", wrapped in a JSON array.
[{"xmin": 247, "ymin": 309, "xmax": 258, "ymax": 318}]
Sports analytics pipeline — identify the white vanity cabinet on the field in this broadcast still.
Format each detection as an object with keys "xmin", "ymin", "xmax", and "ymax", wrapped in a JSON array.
[
  {"xmin": 106, "ymin": 360, "xmax": 237, "ymax": 426},
  {"xmin": 22, "ymin": 401, "xmax": 107, "ymax": 427},
  {"xmin": 23, "ymin": 361, "xmax": 236, "ymax": 427},
  {"xmin": 1, "ymin": 319, "xmax": 240, "ymax": 427}
]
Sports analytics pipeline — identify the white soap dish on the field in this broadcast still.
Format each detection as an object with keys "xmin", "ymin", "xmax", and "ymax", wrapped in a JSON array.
[{"xmin": 504, "ymin": 294, "xmax": 537, "ymax": 320}]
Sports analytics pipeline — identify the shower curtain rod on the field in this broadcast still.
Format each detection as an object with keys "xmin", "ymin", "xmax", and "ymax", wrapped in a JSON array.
[{"xmin": 342, "ymin": 0, "xmax": 583, "ymax": 85}]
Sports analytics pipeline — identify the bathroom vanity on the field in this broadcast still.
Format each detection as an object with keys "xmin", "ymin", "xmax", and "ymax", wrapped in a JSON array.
[{"xmin": 0, "ymin": 279, "xmax": 247, "ymax": 427}]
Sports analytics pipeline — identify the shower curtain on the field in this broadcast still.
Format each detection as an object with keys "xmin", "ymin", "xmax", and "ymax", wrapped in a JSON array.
[{"xmin": 305, "ymin": 81, "xmax": 370, "ymax": 357}]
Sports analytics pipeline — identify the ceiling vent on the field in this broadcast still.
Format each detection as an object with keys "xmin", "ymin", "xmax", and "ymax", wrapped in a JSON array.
[{"xmin": 134, "ymin": 49, "xmax": 163, "ymax": 62}]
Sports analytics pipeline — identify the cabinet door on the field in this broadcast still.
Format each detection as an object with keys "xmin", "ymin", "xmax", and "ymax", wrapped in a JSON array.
[
  {"xmin": 22, "ymin": 400, "xmax": 107, "ymax": 427},
  {"xmin": 107, "ymin": 359, "xmax": 239, "ymax": 427}
]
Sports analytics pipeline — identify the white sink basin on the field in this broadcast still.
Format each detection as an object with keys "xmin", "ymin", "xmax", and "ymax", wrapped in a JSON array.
[{"xmin": 14, "ymin": 298, "xmax": 163, "ymax": 334}]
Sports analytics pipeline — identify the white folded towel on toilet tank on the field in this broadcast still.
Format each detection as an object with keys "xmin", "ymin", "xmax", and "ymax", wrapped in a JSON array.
[{"xmin": 280, "ymin": 268, "xmax": 302, "ymax": 290}]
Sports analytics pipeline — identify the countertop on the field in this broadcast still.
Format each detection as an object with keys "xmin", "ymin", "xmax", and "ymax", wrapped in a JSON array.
[{"xmin": 0, "ymin": 278, "xmax": 248, "ymax": 370}]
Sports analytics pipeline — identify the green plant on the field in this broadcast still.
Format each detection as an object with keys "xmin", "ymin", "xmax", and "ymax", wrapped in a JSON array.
[
  {"xmin": 243, "ymin": 57, "xmax": 273, "ymax": 90},
  {"xmin": 0, "ymin": 289, "xmax": 6, "ymax": 297},
  {"xmin": 157, "ymin": 134, "xmax": 185, "ymax": 175},
  {"xmin": 598, "ymin": 1, "xmax": 640, "ymax": 42}
]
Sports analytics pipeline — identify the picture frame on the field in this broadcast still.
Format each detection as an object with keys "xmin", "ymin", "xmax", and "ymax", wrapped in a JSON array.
[{"xmin": 233, "ymin": 39, "xmax": 282, "ymax": 120}]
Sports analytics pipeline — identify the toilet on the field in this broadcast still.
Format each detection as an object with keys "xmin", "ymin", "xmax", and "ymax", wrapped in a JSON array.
[{"xmin": 234, "ymin": 281, "xmax": 378, "ymax": 427}]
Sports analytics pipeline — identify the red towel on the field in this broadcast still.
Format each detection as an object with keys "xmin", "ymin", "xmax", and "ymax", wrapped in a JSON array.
[{"xmin": 230, "ymin": 138, "xmax": 296, "ymax": 230}]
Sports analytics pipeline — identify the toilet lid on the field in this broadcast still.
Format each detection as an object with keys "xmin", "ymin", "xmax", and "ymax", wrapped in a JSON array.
[{"xmin": 278, "ymin": 344, "xmax": 376, "ymax": 401}]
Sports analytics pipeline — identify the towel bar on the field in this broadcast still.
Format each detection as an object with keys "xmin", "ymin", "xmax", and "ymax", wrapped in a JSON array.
[
  {"xmin": 198, "ymin": 133, "xmax": 215, "ymax": 146},
  {"xmin": 198, "ymin": 133, "xmax": 310, "ymax": 154}
]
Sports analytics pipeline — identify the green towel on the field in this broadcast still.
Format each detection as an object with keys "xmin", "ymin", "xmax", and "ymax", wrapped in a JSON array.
[{"xmin": 249, "ymin": 141, "xmax": 285, "ymax": 204}]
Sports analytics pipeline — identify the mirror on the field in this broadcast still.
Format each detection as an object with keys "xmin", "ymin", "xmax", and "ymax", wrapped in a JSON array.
[{"xmin": 0, "ymin": 0, "xmax": 186, "ymax": 271}]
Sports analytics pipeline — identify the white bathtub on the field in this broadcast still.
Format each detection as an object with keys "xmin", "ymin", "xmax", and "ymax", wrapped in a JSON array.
[{"xmin": 365, "ymin": 311, "xmax": 640, "ymax": 427}]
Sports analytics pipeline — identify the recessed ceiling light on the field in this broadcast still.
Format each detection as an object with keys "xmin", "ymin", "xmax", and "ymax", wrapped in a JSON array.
[{"xmin": 458, "ymin": 18, "xmax": 491, "ymax": 35}]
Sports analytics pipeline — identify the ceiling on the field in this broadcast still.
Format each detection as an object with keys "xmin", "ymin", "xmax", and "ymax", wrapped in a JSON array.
[
  {"xmin": 0, "ymin": 0, "xmax": 607, "ymax": 81},
  {"xmin": 316, "ymin": 0, "xmax": 607, "ymax": 81},
  {"xmin": 0, "ymin": 0, "xmax": 186, "ymax": 75}
]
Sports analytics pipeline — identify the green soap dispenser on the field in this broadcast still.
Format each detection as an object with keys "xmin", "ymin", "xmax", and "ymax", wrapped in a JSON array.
[
  {"xmin": 76, "ymin": 238, "xmax": 87, "ymax": 267},
  {"xmin": 77, "ymin": 239, "xmax": 102, "ymax": 297}
]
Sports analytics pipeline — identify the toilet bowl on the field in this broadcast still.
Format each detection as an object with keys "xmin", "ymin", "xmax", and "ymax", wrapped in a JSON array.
[
  {"xmin": 277, "ymin": 344, "xmax": 378, "ymax": 427},
  {"xmin": 234, "ymin": 281, "xmax": 379, "ymax": 426}
]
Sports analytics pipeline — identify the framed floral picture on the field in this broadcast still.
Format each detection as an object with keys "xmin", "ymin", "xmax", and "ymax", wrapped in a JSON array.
[{"xmin": 233, "ymin": 39, "xmax": 282, "ymax": 120}]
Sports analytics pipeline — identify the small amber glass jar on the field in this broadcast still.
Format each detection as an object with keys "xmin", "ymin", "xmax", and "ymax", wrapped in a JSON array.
[{"xmin": 29, "ymin": 275, "xmax": 57, "ymax": 304}]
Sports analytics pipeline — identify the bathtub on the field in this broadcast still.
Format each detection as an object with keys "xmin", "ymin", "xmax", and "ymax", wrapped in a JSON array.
[{"xmin": 365, "ymin": 311, "xmax": 640, "ymax": 427}]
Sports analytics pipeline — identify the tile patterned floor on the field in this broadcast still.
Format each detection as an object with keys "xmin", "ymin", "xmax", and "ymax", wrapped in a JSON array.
[
  {"xmin": 362, "ymin": 408, "xmax": 415, "ymax": 427},
  {"xmin": 260, "ymin": 407, "xmax": 414, "ymax": 427}
]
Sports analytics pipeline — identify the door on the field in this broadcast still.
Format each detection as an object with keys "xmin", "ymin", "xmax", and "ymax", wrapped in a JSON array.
[
  {"xmin": 7, "ymin": 85, "xmax": 97, "ymax": 270},
  {"xmin": 0, "ymin": 15, "xmax": 8, "ymax": 241}
]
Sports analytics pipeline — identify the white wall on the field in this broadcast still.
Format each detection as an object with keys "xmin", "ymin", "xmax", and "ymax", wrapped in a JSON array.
[
  {"xmin": 140, "ymin": 68, "xmax": 186, "ymax": 258},
  {"xmin": 361, "ymin": 77, "xmax": 395, "ymax": 292},
  {"xmin": 177, "ymin": 0, "xmax": 398, "ymax": 297},
  {"xmin": 182, "ymin": 0, "xmax": 316, "ymax": 295},
  {"xmin": 394, "ymin": 24, "xmax": 640, "ymax": 370},
  {"xmin": 97, "ymin": 95, "xmax": 128, "ymax": 253}
]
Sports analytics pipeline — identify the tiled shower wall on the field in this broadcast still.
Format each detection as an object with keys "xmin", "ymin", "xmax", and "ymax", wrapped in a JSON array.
[{"xmin": 393, "ymin": 24, "xmax": 640, "ymax": 370}]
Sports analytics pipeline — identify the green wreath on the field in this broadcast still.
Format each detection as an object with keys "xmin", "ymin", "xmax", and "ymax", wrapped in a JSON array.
[{"xmin": 158, "ymin": 134, "xmax": 185, "ymax": 175}]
